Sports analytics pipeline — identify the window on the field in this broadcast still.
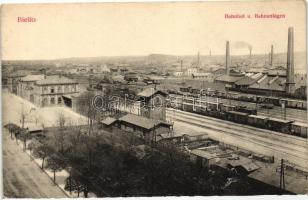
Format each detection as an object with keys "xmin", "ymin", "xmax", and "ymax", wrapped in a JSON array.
[
  {"xmin": 42, "ymin": 98, "xmax": 47, "ymax": 107},
  {"xmin": 58, "ymin": 86, "xmax": 62, "ymax": 92},
  {"xmin": 65, "ymin": 85, "xmax": 69, "ymax": 92},
  {"xmin": 50, "ymin": 87, "xmax": 55, "ymax": 93},
  {"xmin": 58, "ymin": 97, "xmax": 62, "ymax": 104},
  {"xmin": 43, "ymin": 87, "xmax": 48, "ymax": 93},
  {"xmin": 50, "ymin": 97, "xmax": 55, "ymax": 104},
  {"xmin": 72, "ymin": 85, "xmax": 76, "ymax": 92}
]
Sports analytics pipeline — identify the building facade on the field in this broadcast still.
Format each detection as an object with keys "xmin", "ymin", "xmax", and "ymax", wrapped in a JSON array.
[
  {"xmin": 17, "ymin": 75, "xmax": 79, "ymax": 107},
  {"xmin": 35, "ymin": 76, "xmax": 79, "ymax": 107}
]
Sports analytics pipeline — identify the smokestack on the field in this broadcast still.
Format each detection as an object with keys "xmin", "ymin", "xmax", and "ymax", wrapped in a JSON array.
[
  {"xmin": 209, "ymin": 50, "xmax": 212, "ymax": 57},
  {"xmin": 197, "ymin": 51, "xmax": 200, "ymax": 68},
  {"xmin": 249, "ymin": 49, "xmax": 252, "ymax": 58},
  {"xmin": 180, "ymin": 60, "xmax": 183, "ymax": 73},
  {"xmin": 270, "ymin": 45, "xmax": 274, "ymax": 66},
  {"xmin": 226, "ymin": 41, "xmax": 230, "ymax": 75},
  {"xmin": 286, "ymin": 27, "xmax": 295, "ymax": 94}
]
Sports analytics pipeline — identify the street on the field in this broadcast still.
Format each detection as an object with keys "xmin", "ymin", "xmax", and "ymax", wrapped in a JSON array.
[{"xmin": 2, "ymin": 129, "xmax": 67, "ymax": 198}]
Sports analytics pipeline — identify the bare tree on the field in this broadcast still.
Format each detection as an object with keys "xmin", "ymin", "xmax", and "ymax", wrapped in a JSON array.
[
  {"xmin": 54, "ymin": 112, "xmax": 66, "ymax": 153},
  {"xmin": 46, "ymin": 153, "xmax": 67, "ymax": 183},
  {"xmin": 32, "ymin": 142, "xmax": 54, "ymax": 169}
]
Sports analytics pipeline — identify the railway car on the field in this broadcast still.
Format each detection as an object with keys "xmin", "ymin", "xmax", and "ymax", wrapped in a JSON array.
[
  {"xmin": 266, "ymin": 118, "xmax": 293, "ymax": 134},
  {"xmin": 225, "ymin": 111, "xmax": 249, "ymax": 124},
  {"xmin": 236, "ymin": 106, "xmax": 257, "ymax": 115},
  {"xmin": 182, "ymin": 102, "xmax": 194, "ymax": 112},
  {"xmin": 220, "ymin": 104, "xmax": 236, "ymax": 112},
  {"xmin": 247, "ymin": 115, "xmax": 268, "ymax": 128},
  {"xmin": 291, "ymin": 122, "xmax": 308, "ymax": 138},
  {"xmin": 265, "ymin": 97, "xmax": 281, "ymax": 106},
  {"xmin": 281, "ymin": 99, "xmax": 307, "ymax": 110}
]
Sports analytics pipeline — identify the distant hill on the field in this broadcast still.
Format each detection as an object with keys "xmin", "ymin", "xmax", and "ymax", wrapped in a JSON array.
[{"xmin": 2, "ymin": 52, "xmax": 306, "ymax": 73}]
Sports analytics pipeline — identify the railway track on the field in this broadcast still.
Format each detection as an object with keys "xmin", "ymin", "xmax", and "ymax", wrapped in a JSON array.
[
  {"xmin": 169, "ymin": 94, "xmax": 307, "ymax": 123},
  {"xmin": 166, "ymin": 108, "xmax": 308, "ymax": 169}
]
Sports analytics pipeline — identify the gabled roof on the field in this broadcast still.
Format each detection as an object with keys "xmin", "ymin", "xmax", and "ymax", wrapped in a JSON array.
[
  {"xmin": 21, "ymin": 74, "xmax": 45, "ymax": 82},
  {"xmin": 119, "ymin": 114, "xmax": 172, "ymax": 130},
  {"xmin": 137, "ymin": 88, "xmax": 168, "ymax": 98},
  {"xmin": 7, "ymin": 70, "xmax": 28, "ymax": 78},
  {"xmin": 235, "ymin": 76, "xmax": 256, "ymax": 86},
  {"xmin": 249, "ymin": 76, "xmax": 286, "ymax": 91},
  {"xmin": 101, "ymin": 117, "xmax": 117, "ymax": 126},
  {"xmin": 215, "ymin": 75, "xmax": 243, "ymax": 83},
  {"xmin": 36, "ymin": 75, "xmax": 77, "ymax": 85},
  {"xmin": 228, "ymin": 159, "xmax": 260, "ymax": 172}
]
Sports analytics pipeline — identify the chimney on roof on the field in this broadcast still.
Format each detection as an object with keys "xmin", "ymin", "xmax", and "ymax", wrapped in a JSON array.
[
  {"xmin": 226, "ymin": 41, "xmax": 230, "ymax": 75},
  {"xmin": 270, "ymin": 45, "xmax": 274, "ymax": 66},
  {"xmin": 286, "ymin": 27, "xmax": 295, "ymax": 94}
]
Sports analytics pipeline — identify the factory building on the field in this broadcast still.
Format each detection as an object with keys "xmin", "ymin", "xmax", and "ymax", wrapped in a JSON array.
[{"xmin": 215, "ymin": 27, "xmax": 303, "ymax": 98}]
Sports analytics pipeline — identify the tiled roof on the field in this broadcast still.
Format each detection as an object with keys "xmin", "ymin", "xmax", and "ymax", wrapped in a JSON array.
[
  {"xmin": 119, "ymin": 114, "xmax": 171, "ymax": 130},
  {"xmin": 36, "ymin": 75, "xmax": 77, "ymax": 85},
  {"xmin": 21, "ymin": 74, "xmax": 45, "ymax": 82}
]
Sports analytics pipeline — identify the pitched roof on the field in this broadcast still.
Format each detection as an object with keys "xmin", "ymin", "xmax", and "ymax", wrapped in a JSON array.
[
  {"xmin": 215, "ymin": 75, "xmax": 243, "ymax": 83},
  {"xmin": 227, "ymin": 158, "xmax": 260, "ymax": 172},
  {"xmin": 249, "ymin": 76, "xmax": 286, "ymax": 91},
  {"xmin": 119, "ymin": 114, "xmax": 172, "ymax": 130},
  {"xmin": 101, "ymin": 117, "xmax": 117, "ymax": 126},
  {"xmin": 36, "ymin": 75, "xmax": 77, "ymax": 85},
  {"xmin": 21, "ymin": 74, "xmax": 45, "ymax": 82},
  {"xmin": 191, "ymin": 149, "xmax": 217, "ymax": 160},
  {"xmin": 235, "ymin": 76, "xmax": 256, "ymax": 86},
  {"xmin": 137, "ymin": 88, "xmax": 168, "ymax": 98},
  {"xmin": 7, "ymin": 70, "xmax": 28, "ymax": 78}
]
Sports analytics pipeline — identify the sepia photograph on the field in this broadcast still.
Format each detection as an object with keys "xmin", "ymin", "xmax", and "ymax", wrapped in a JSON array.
[{"xmin": 0, "ymin": 0, "xmax": 307, "ymax": 198}]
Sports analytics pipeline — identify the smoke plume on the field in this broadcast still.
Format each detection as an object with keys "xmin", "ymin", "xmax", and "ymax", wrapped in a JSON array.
[{"xmin": 233, "ymin": 41, "xmax": 252, "ymax": 51}]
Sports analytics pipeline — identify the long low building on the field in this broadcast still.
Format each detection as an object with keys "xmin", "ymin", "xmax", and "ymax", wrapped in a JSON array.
[{"xmin": 101, "ymin": 113, "xmax": 174, "ymax": 142}]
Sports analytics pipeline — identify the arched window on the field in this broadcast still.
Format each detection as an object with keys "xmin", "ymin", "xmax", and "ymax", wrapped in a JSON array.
[{"xmin": 58, "ymin": 97, "xmax": 62, "ymax": 104}]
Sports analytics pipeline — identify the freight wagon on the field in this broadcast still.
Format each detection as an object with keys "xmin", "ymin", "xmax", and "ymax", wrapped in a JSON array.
[
  {"xmin": 266, "ymin": 118, "xmax": 293, "ymax": 134},
  {"xmin": 225, "ymin": 111, "xmax": 249, "ymax": 124},
  {"xmin": 247, "ymin": 115, "xmax": 268, "ymax": 129},
  {"xmin": 291, "ymin": 122, "xmax": 308, "ymax": 138}
]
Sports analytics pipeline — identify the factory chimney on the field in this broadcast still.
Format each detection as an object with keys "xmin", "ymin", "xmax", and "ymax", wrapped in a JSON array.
[
  {"xmin": 226, "ymin": 41, "xmax": 230, "ymax": 75},
  {"xmin": 286, "ymin": 27, "xmax": 295, "ymax": 94},
  {"xmin": 249, "ymin": 49, "xmax": 252, "ymax": 58},
  {"xmin": 270, "ymin": 45, "xmax": 274, "ymax": 66}
]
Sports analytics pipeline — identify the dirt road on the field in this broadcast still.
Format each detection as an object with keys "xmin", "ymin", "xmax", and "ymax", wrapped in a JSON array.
[{"xmin": 2, "ymin": 129, "xmax": 67, "ymax": 198}]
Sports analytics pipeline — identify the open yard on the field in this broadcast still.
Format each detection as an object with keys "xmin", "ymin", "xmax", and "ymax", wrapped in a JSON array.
[{"xmin": 2, "ymin": 92, "xmax": 88, "ymax": 128}]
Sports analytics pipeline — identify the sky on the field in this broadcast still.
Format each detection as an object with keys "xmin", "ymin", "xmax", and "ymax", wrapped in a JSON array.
[{"xmin": 1, "ymin": 0, "xmax": 306, "ymax": 60}]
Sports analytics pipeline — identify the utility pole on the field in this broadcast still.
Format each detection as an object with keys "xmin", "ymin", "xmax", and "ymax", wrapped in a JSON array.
[
  {"xmin": 280, "ymin": 159, "xmax": 285, "ymax": 191},
  {"xmin": 20, "ymin": 102, "xmax": 25, "ymax": 129},
  {"xmin": 181, "ymin": 60, "xmax": 183, "ymax": 84}
]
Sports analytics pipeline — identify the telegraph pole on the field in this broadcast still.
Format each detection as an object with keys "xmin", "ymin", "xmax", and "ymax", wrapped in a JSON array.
[{"xmin": 280, "ymin": 159, "xmax": 285, "ymax": 191}]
